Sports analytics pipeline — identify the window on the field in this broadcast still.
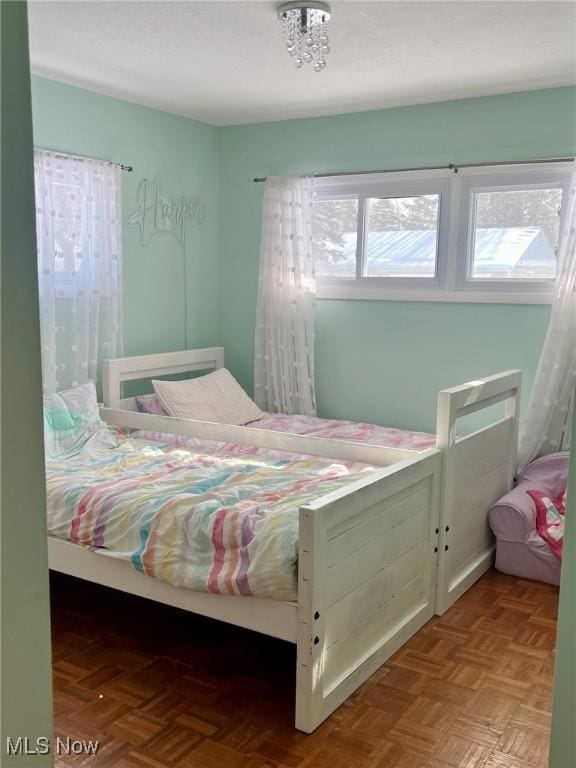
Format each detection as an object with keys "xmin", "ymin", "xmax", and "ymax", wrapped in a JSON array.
[
  {"xmin": 365, "ymin": 195, "xmax": 440, "ymax": 278},
  {"xmin": 470, "ymin": 189, "xmax": 562, "ymax": 280},
  {"xmin": 34, "ymin": 149, "xmax": 123, "ymax": 393},
  {"xmin": 313, "ymin": 198, "xmax": 358, "ymax": 278},
  {"xmin": 313, "ymin": 163, "xmax": 572, "ymax": 302},
  {"xmin": 49, "ymin": 177, "xmax": 86, "ymax": 280}
]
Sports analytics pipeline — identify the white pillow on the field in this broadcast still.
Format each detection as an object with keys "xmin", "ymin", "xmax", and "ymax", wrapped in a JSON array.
[{"xmin": 152, "ymin": 369, "xmax": 264, "ymax": 426}]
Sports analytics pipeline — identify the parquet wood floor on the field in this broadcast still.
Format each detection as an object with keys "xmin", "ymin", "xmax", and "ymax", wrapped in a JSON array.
[{"xmin": 51, "ymin": 569, "xmax": 558, "ymax": 767}]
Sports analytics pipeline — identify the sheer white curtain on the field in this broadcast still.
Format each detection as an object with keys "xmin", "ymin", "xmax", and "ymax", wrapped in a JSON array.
[
  {"xmin": 517, "ymin": 163, "xmax": 576, "ymax": 469},
  {"xmin": 34, "ymin": 150, "xmax": 122, "ymax": 393},
  {"xmin": 254, "ymin": 175, "xmax": 317, "ymax": 415}
]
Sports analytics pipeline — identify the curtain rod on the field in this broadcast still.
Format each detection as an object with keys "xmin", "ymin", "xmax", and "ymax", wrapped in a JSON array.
[
  {"xmin": 36, "ymin": 147, "xmax": 133, "ymax": 172},
  {"xmin": 253, "ymin": 157, "xmax": 574, "ymax": 183}
]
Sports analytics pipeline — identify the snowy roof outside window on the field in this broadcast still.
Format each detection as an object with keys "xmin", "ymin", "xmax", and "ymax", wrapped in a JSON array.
[{"xmin": 336, "ymin": 227, "xmax": 556, "ymax": 278}]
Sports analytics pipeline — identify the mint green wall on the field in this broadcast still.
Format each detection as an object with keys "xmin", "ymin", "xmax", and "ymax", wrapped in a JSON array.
[
  {"xmin": 549, "ymin": 392, "xmax": 576, "ymax": 766},
  {"xmin": 29, "ymin": 80, "xmax": 576, "ymax": 430},
  {"xmin": 31, "ymin": 76, "xmax": 220, "ymax": 359},
  {"xmin": 1, "ymin": 3, "xmax": 53, "ymax": 763},
  {"xmin": 219, "ymin": 87, "xmax": 576, "ymax": 432}
]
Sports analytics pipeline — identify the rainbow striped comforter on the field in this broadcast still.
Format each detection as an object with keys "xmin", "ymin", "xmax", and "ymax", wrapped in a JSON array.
[{"xmin": 46, "ymin": 433, "xmax": 375, "ymax": 601}]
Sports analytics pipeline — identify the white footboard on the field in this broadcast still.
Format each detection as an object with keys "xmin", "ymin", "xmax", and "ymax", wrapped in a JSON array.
[
  {"xmin": 435, "ymin": 370, "xmax": 521, "ymax": 614},
  {"xmin": 295, "ymin": 450, "xmax": 441, "ymax": 733}
]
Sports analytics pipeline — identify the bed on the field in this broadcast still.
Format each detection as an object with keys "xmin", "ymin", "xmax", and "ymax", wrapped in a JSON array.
[{"xmin": 47, "ymin": 347, "xmax": 521, "ymax": 733}]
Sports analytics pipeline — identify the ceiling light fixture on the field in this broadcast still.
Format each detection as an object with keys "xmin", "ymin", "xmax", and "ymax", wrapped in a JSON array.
[{"xmin": 277, "ymin": 1, "xmax": 331, "ymax": 71}]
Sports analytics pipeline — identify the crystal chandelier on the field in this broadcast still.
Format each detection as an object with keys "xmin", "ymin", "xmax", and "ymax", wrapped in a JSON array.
[{"xmin": 277, "ymin": 2, "xmax": 331, "ymax": 71}]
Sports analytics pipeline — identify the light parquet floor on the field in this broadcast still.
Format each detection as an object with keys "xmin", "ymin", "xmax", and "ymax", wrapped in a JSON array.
[{"xmin": 51, "ymin": 569, "xmax": 559, "ymax": 768}]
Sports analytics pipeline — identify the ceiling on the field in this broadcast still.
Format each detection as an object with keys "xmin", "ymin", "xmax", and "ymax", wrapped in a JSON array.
[{"xmin": 28, "ymin": 0, "xmax": 576, "ymax": 126}]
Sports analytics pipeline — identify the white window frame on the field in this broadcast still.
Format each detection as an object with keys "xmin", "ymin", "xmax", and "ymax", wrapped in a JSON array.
[
  {"xmin": 314, "ymin": 162, "xmax": 573, "ymax": 304},
  {"xmin": 456, "ymin": 166, "xmax": 571, "ymax": 297}
]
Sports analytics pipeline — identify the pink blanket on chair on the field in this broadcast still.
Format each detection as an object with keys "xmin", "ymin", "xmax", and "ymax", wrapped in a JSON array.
[{"xmin": 528, "ymin": 488, "xmax": 566, "ymax": 558}]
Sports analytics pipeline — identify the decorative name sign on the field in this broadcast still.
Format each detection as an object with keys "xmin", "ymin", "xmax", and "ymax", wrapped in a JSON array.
[{"xmin": 128, "ymin": 175, "xmax": 205, "ymax": 246}]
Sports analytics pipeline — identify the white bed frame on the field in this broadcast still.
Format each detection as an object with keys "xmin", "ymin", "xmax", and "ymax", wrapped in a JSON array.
[{"xmin": 48, "ymin": 347, "xmax": 521, "ymax": 733}]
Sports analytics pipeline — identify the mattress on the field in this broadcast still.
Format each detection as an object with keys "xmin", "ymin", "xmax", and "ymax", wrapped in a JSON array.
[{"xmin": 46, "ymin": 430, "xmax": 375, "ymax": 601}]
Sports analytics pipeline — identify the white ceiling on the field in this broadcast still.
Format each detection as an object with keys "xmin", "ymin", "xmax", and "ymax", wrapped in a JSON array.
[{"xmin": 28, "ymin": 0, "xmax": 576, "ymax": 126}]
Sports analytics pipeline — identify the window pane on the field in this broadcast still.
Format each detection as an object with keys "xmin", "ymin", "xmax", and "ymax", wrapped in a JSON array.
[
  {"xmin": 52, "ymin": 181, "xmax": 84, "ymax": 273},
  {"xmin": 313, "ymin": 199, "xmax": 358, "ymax": 278},
  {"xmin": 365, "ymin": 195, "xmax": 439, "ymax": 277},
  {"xmin": 471, "ymin": 188, "xmax": 562, "ymax": 280}
]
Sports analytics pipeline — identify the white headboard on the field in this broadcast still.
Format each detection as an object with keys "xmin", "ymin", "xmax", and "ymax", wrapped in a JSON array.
[{"xmin": 102, "ymin": 347, "xmax": 225, "ymax": 409}]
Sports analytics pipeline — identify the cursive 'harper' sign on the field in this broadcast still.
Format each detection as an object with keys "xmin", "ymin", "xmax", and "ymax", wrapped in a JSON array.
[{"xmin": 128, "ymin": 176, "xmax": 205, "ymax": 246}]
